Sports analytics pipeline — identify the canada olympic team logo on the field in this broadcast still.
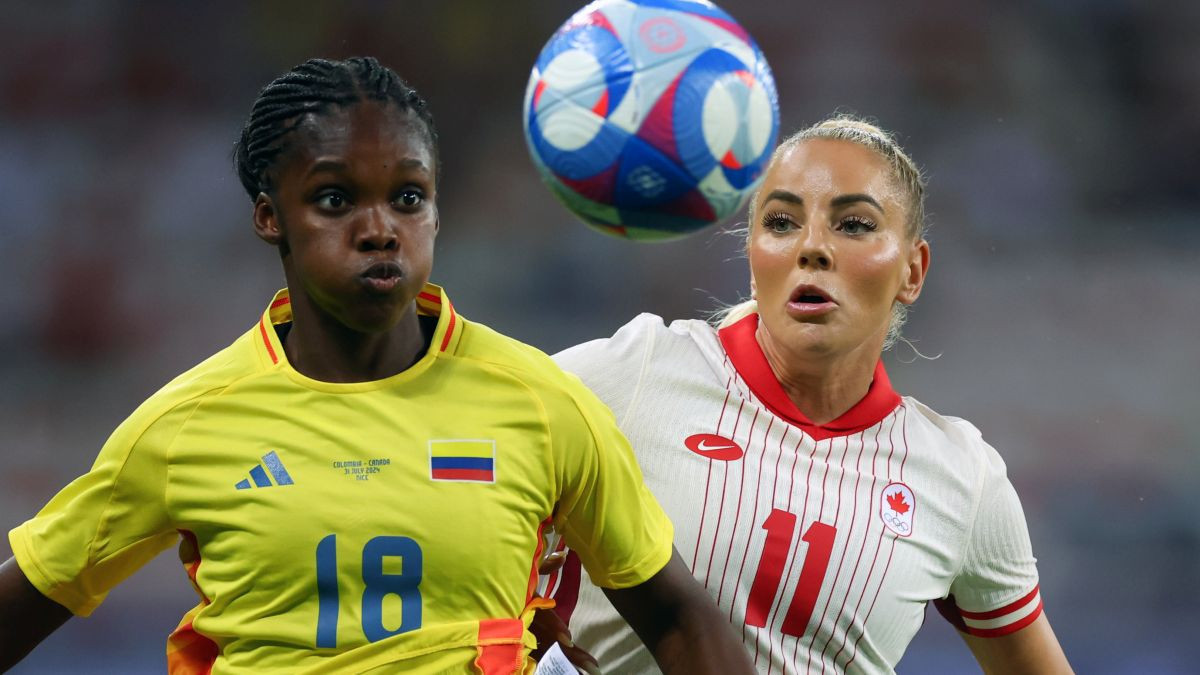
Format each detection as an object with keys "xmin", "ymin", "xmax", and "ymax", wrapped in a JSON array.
[{"xmin": 879, "ymin": 482, "xmax": 916, "ymax": 537}]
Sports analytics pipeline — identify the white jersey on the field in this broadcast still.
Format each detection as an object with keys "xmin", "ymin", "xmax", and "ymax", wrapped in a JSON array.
[{"xmin": 542, "ymin": 314, "xmax": 1043, "ymax": 674}]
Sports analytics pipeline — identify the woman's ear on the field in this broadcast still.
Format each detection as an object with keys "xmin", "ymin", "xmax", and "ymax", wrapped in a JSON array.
[
  {"xmin": 253, "ymin": 193, "xmax": 284, "ymax": 246},
  {"xmin": 896, "ymin": 238, "xmax": 930, "ymax": 305}
]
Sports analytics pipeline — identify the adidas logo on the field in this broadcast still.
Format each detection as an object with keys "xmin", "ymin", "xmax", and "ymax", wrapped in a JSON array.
[{"xmin": 235, "ymin": 450, "xmax": 295, "ymax": 489}]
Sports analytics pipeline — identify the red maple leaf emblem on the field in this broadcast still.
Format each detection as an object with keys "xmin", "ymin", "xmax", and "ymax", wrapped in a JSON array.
[{"xmin": 887, "ymin": 491, "xmax": 910, "ymax": 514}]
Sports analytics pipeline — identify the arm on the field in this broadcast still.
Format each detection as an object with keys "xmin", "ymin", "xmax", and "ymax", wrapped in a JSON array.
[
  {"xmin": 603, "ymin": 549, "xmax": 754, "ymax": 675},
  {"xmin": 0, "ymin": 556, "xmax": 73, "ymax": 670},
  {"xmin": 960, "ymin": 613, "xmax": 1072, "ymax": 675}
]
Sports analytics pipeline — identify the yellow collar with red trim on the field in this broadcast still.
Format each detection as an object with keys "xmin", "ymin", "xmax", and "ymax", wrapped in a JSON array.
[{"xmin": 256, "ymin": 283, "xmax": 462, "ymax": 367}]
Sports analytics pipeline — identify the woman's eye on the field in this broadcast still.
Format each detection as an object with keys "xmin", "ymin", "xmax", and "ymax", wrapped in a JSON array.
[
  {"xmin": 317, "ymin": 193, "xmax": 347, "ymax": 210},
  {"xmin": 398, "ymin": 190, "xmax": 424, "ymax": 207},
  {"xmin": 840, "ymin": 216, "xmax": 877, "ymax": 234},
  {"xmin": 762, "ymin": 213, "xmax": 794, "ymax": 233}
]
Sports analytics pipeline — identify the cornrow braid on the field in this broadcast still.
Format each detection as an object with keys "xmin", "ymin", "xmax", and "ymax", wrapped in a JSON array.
[{"xmin": 233, "ymin": 57, "xmax": 438, "ymax": 200}]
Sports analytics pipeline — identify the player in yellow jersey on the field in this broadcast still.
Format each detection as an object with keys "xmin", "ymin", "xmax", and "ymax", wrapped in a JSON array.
[{"xmin": 0, "ymin": 57, "xmax": 755, "ymax": 675}]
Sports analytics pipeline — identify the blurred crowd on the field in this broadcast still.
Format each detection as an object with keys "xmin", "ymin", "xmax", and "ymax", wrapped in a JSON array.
[{"xmin": 1, "ymin": 1, "xmax": 1196, "ymax": 672}]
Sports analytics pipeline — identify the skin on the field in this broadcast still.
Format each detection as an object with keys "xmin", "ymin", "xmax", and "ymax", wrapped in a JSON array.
[
  {"xmin": 0, "ymin": 558, "xmax": 72, "ymax": 670},
  {"xmin": 748, "ymin": 138, "xmax": 929, "ymax": 426},
  {"xmin": 253, "ymin": 101, "xmax": 440, "ymax": 383},
  {"xmin": 964, "ymin": 614, "xmax": 1072, "ymax": 674},
  {"xmin": 1, "ymin": 100, "xmax": 753, "ymax": 675}
]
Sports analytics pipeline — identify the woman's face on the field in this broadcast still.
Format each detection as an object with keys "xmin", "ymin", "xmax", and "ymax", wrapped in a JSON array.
[
  {"xmin": 748, "ymin": 138, "xmax": 929, "ymax": 363},
  {"xmin": 254, "ymin": 101, "xmax": 438, "ymax": 334}
]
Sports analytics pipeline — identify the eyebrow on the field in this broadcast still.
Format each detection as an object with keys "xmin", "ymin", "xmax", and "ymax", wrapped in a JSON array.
[
  {"xmin": 831, "ymin": 193, "xmax": 885, "ymax": 212},
  {"xmin": 761, "ymin": 189, "xmax": 803, "ymax": 208},
  {"xmin": 304, "ymin": 159, "xmax": 348, "ymax": 178},
  {"xmin": 760, "ymin": 189, "xmax": 885, "ymax": 213},
  {"xmin": 303, "ymin": 157, "xmax": 430, "ymax": 179}
]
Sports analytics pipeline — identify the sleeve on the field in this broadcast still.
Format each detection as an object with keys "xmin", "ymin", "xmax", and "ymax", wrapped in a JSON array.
[
  {"xmin": 6, "ymin": 400, "xmax": 186, "ymax": 616},
  {"xmin": 934, "ymin": 444, "xmax": 1043, "ymax": 638},
  {"xmin": 548, "ymin": 377, "xmax": 674, "ymax": 591},
  {"xmin": 552, "ymin": 313, "xmax": 662, "ymax": 426}
]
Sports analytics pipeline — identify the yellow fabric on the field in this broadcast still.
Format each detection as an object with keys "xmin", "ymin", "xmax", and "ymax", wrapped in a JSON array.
[{"xmin": 9, "ymin": 284, "xmax": 672, "ymax": 673}]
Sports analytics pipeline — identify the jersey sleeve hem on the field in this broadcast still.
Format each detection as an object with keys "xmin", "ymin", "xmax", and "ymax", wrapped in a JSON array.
[
  {"xmin": 584, "ymin": 522, "xmax": 674, "ymax": 590},
  {"xmin": 934, "ymin": 584, "xmax": 1044, "ymax": 638},
  {"xmin": 8, "ymin": 525, "xmax": 101, "ymax": 616}
]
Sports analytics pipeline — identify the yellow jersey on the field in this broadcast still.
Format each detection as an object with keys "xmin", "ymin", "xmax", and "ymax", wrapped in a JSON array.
[{"xmin": 8, "ymin": 284, "xmax": 672, "ymax": 674}]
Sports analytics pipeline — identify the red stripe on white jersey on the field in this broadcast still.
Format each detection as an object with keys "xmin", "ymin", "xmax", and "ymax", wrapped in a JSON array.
[
  {"xmin": 690, "ymin": 368, "xmax": 734, "ymax": 572},
  {"xmin": 727, "ymin": 417, "xmax": 775, "ymax": 620},
  {"xmin": 963, "ymin": 597, "xmax": 1043, "ymax": 637},
  {"xmin": 938, "ymin": 585, "xmax": 1044, "ymax": 637},
  {"xmin": 800, "ymin": 433, "xmax": 861, "ymax": 669},
  {"xmin": 844, "ymin": 405, "xmax": 911, "ymax": 671},
  {"xmin": 961, "ymin": 584, "xmax": 1041, "ymax": 620},
  {"xmin": 830, "ymin": 409, "xmax": 901, "ymax": 670},
  {"xmin": 717, "ymin": 409, "xmax": 760, "ymax": 605},
  {"xmin": 813, "ymin": 432, "xmax": 869, "ymax": 666},
  {"xmin": 703, "ymin": 399, "xmax": 747, "ymax": 588}
]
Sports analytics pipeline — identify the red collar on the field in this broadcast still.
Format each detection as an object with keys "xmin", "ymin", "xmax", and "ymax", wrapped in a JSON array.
[{"xmin": 717, "ymin": 314, "xmax": 901, "ymax": 441}]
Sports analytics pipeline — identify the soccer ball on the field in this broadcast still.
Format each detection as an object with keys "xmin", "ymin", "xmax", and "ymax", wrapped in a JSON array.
[{"xmin": 524, "ymin": 0, "xmax": 779, "ymax": 241}]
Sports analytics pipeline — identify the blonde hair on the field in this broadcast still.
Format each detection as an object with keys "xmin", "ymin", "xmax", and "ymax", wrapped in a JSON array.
[{"xmin": 713, "ymin": 115, "xmax": 927, "ymax": 352}]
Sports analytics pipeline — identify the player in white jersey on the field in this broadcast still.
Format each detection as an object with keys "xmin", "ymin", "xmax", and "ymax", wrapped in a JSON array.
[{"xmin": 536, "ymin": 117, "xmax": 1072, "ymax": 674}]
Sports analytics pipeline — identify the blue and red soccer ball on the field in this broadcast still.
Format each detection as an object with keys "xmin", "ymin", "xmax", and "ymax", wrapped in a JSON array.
[{"xmin": 524, "ymin": 0, "xmax": 779, "ymax": 241}]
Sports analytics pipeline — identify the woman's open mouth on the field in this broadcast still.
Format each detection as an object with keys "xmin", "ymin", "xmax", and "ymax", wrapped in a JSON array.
[{"xmin": 786, "ymin": 284, "xmax": 837, "ymax": 317}]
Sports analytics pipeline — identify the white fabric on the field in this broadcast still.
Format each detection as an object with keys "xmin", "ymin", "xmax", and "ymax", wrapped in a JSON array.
[{"xmin": 544, "ymin": 314, "xmax": 1039, "ymax": 674}]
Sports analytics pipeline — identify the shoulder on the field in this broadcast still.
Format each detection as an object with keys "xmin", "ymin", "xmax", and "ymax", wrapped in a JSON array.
[
  {"xmin": 447, "ymin": 316, "xmax": 601, "ymax": 416},
  {"xmin": 553, "ymin": 313, "xmax": 712, "ymax": 376},
  {"xmin": 117, "ymin": 327, "xmax": 268, "ymax": 441},
  {"xmin": 902, "ymin": 397, "xmax": 1008, "ymax": 477}
]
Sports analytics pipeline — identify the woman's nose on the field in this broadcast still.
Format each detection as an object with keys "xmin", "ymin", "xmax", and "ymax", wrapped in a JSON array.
[
  {"xmin": 355, "ymin": 208, "xmax": 399, "ymax": 252},
  {"xmin": 796, "ymin": 229, "xmax": 833, "ymax": 270}
]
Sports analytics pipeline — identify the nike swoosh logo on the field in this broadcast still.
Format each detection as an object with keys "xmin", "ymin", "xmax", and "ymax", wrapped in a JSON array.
[{"xmin": 684, "ymin": 434, "xmax": 744, "ymax": 461}]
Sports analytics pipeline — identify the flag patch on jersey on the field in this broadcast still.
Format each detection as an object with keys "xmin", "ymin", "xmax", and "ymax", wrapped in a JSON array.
[{"xmin": 429, "ymin": 440, "xmax": 496, "ymax": 483}]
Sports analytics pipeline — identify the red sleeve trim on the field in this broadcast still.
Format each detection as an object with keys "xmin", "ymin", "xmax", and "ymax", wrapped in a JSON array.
[
  {"xmin": 959, "ymin": 584, "xmax": 1040, "ymax": 620},
  {"xmin": 962, "ymin": 599, "xmax": 1044, "ymax": 638}
]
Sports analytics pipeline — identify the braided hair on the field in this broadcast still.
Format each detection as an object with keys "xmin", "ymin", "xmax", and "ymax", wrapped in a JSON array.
[{"xmin": 233, "ymin": 57, "xmax": 438, "ymax": 201}]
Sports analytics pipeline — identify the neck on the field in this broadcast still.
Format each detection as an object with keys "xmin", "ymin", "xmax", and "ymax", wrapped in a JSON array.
[
  {"xmin": 283, "ymin": 300, "xmax": 430, "ymax": 383},
  {"xmin": 755, "ymin": 325, "xmax": 884, "ymax": 426}
]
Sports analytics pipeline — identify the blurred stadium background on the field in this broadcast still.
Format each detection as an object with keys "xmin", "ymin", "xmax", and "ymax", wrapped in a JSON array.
[{"xmin": 1, "ymin": 1, "xmax": 1196, "ymax": 672}]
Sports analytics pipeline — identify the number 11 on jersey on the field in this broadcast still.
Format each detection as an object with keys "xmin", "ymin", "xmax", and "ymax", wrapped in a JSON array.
[{"xmin": 744, "ymin": 509, "xmax": 837, "ymax": 637}]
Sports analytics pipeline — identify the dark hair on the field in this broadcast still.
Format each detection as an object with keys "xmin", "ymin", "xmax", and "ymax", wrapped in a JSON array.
[{"xmin": 233, "ymin": 56, "xmax": 438, "ymax": 200}]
